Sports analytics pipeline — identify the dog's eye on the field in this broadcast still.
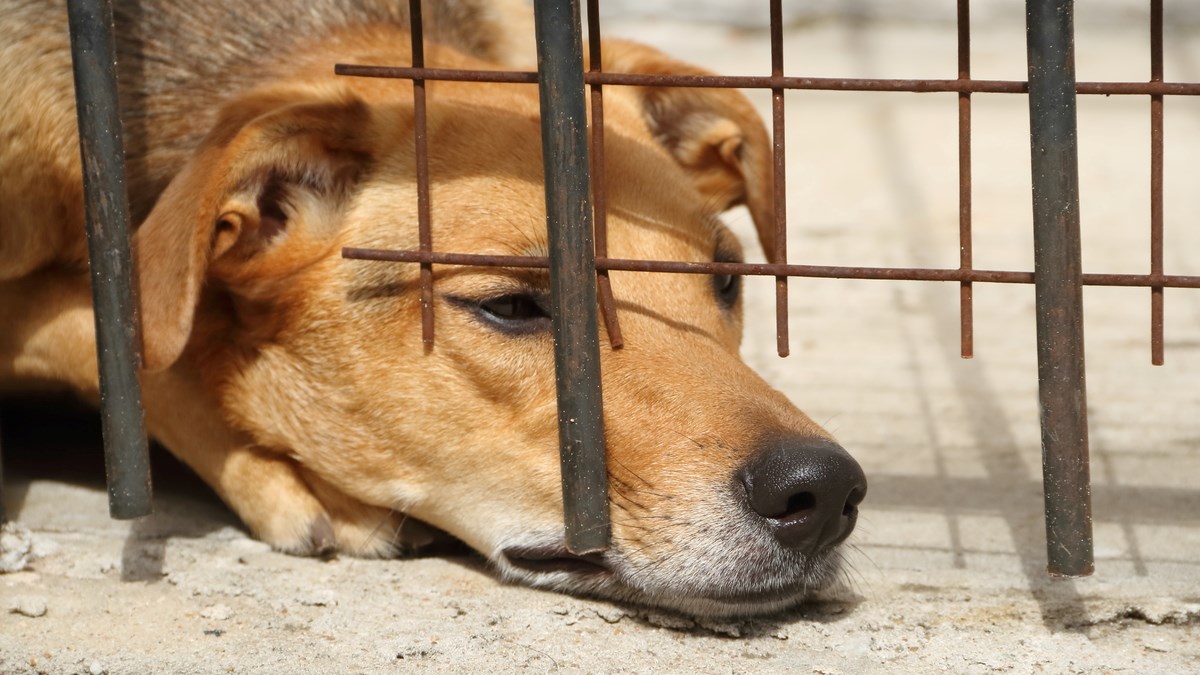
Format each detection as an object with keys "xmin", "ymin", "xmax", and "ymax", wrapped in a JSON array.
[
  {"xmin": 713, "ymin": 272, "xmax": 741, "ymax": 309},
  {"xmin": 480, "ymin": 294, "xmax": 547, "ymax": 320},
  {"xmin": 466, "ymin": 293, "xmax": 551, "ymax": 334}
]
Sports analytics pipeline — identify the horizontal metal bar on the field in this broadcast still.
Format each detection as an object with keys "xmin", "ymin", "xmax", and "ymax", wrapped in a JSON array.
[
  {"xmin": 337, "ymin": 64, "xmax": 538, "ymax": 83},
  {"xmin": 342, "ymin": 247, "xmax": 1200, "ymax": 288},
  {"xmin": 337, "ymin": 64, "xmax": 1200, "ymax": 96}
]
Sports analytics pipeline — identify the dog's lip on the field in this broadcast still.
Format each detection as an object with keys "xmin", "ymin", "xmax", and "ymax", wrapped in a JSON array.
[{"xmin": 500, "ymin": 545, "xmax": 613, "ymax": 577}]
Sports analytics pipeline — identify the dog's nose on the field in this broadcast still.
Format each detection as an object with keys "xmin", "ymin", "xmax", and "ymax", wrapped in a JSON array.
[{"xmin": 738, "ymin": 438, "xmax": 867, "ymax": 553}]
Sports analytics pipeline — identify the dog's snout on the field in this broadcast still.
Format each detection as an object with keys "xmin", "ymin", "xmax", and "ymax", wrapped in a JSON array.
[{"xmin": 738, "ymin": 438, "xmax": 867, "ymax": 553}]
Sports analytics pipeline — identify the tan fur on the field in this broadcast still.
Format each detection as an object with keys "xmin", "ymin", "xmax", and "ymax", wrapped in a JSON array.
[{"xmin": 1, "ymin": 0, "xmax": 850, "ymax": 616}]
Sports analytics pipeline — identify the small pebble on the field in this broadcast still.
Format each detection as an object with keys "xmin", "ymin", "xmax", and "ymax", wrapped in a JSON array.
[
  {"xmin": 594, "ymin": 607, "xmax": 626, "ymax": 624},
  {"xmin": 643, "ymin": 611, "xmax": 696, "ymax": 631},
  {"xmin": 0, "ymin": 523, "xmax": 33, "ymax": 573},
  {"xmin": 9, "ymin": 596, "xmax": 48, "ymax": 618},
  {"xmin": 297, "ymin": 589, "xmax": 338, "ymax": 607},
  {"xmin": 201, "ymin": 604, "xmax": 233, "ymax": 621},
  {"xmin": 89, "ymin": 661, "xmax": 106, "ymax": 675}
]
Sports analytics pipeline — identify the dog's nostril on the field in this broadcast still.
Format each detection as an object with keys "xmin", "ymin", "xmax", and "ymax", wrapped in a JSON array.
[
  {"xmin": 739, "ymin": 437, "xmax": 867, "ymax": 553},
  {"xmin": 844, "ymin": 486, "xmax": 866, "ymax": 517},
  {"xmin": 783, "ymin": 491, "xmax": 817, "ymax": 519}
]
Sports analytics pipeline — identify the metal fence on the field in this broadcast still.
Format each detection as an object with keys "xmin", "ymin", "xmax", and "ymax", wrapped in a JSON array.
[{"xmin": 3, "ymin": 0, "xmax": 1196, "ymax": 578}]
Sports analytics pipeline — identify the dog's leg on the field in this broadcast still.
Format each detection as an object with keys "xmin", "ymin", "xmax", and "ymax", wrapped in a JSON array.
[
  {"xmin": 142, "ymin": 367, "xmax": 412, "ymax": 558},
  {"xmin": 295, "ymin": 467, "xmax": 437, "ymax": 557},
  {"xmin": 1, "ymin": 273, "xmax": 414, "ymax": 557},
  {"xmin": 0, "ymin": 273, "xmax": 338, "ymax": 554}
]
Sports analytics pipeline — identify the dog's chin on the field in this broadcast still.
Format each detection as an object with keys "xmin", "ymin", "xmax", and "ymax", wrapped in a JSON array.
[{"xmin": 494, "ymin": 542, "xmax": 844, "ymax": 619}]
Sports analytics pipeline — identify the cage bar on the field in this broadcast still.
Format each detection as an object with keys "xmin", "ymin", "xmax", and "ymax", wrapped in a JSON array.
[
  {"xmin": 1150, "ymin": 0, "xmax": 1165, "ymax": 365},
  {"xmin": 343, "ymin": 248, "xmax": 1200, "ymax": 289},
  {"xmin": 957, "ymin": 0, "xmax": 975, "ymax": 359},
  {"xmin": 66, "ymin": 0, "xmax": 153, "ymax": 520},
  {"xmin": 0, "ymin": 419, "xmax": 6, "ymax": 523},
  {"xmin": 1025, "ymin": 0, "xmax": 1094, "ymax": 577},
  {"xmin": 585, "ymin": 0, "xmax": 624, "ymax": 350},
  {"xmin": 770, "ymin": 0, "xmax": 790, "ymax": 358},
  {"xmin": 338, "ymin": 64, "xmax": 1200, "ymax": 97},
  {"xmin": 532, "ymin": 0, "xmax": 610, "ymax": 554},
  {"xmin": 408, "ymin": 0, "xmax": 436, "ymax": 346}
]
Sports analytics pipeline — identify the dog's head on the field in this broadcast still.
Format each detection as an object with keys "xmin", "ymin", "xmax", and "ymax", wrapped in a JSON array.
[{"xmin": 132, "ymin": 40, "xmax": 866, "ymax": 617}]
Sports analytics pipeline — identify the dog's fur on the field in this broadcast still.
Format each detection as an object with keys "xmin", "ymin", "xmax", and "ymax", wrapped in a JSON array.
[{"xmin": 1, "ymin": 0, "xmax": 856, "ymax": 616}]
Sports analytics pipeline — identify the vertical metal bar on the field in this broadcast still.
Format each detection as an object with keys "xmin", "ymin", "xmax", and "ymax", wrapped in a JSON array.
[
  {"xmin": 1150, "ymin": 0, "xmax": 1165, "ymax": 365},
  {"xmin": 586, "ymin": 0, "xmax": 624, "ymax": 350},
  {"xmin": 67, "ymin": 0, "xmax": 152, "ymax": 520},
  {"xmin": 409, "ymin": 0, "xmax": 435, "ymax": 347},
  {"xmin": 770, "ymin": 0, "xmax": 790, "ymax": 358},
  {"xmin": 1025, "ymin": 0, "xmax": 1093, "ymax": 576},
  {"xmin": 533, "ymin": 0, "xmax": 610, "ymax": 554},
  {"xmin": 958, "ymin": 0, "xmax": 975, "ymax": 359},
  {"xmin": 0, "ymin": 416, "xmax": 6, "ymax": 524}
]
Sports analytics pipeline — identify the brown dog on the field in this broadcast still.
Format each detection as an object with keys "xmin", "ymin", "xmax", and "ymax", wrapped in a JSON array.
[{"xmin": 0, "ymin": 0, "xmax": 866, "ymax": 616}]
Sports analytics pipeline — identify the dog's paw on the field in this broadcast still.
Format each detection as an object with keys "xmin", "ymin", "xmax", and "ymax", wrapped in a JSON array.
[
  {"xmin": 211, "ymin": 449, "xmax": 381, "ymax": 558},
  {"xmin": 289, "ymin": 468, "xmax": 436, "ymax": 559},
  {"xmin": 211, "ymin": 448, "xmax": 436, "ymax": 558}
]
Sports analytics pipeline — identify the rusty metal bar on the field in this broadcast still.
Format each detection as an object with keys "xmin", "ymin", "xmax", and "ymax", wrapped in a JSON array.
[
  {"xmin": 533, "ymin": 0, "xmax": 610, "ymax": 554},
  {"xmin": 409, "ymin": 0, "xmax": 435, "ymax": 346},
  {"xmin": 343, "ymin": 247, "xmax": 1200, "ymax": 289},
  {"xmin": 958, "ymin": 0, "xmax": 975, "ymax": 359},
  {"xmin": 1150, "ymin": 0, "xmax": 1165, "ymax": 365},
  {"xmin": 770, "ymin": 0, "xmax": 790, "ymax": 358},
  {"xmin": 67, "ymin": 0, "xmax": 152, "ymax": 519},
  {"xmin": 1025, "ymin": 0, "xmax": 1093, "ymax": 577},
  {"xmin": 586, "ymin": 0, "xmax": 624, "ymax": 350},
  {"xmin": 337, "ymin": 64, "xmax": 1200, "ymax": 97}
]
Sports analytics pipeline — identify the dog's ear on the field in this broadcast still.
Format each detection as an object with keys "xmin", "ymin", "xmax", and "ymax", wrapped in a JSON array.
[
  {"xmin": 135, "ymin": 88, "xmax": 372, "ymax": 371},
  {"xmin": 600, "ymin": 40, "xmax": 776, "ymax": 260}
]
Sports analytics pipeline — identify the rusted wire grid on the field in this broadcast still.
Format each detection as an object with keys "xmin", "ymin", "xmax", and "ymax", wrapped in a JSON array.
[
  {"xmin": 331, "ymin": 71, "xmax": 1200, "ymax": 358},
  {"xmin": 339, "ymin": 2, "xmax": 1197, "ymax": 578},
  {"xmin": 66, "ymin": 0, "xmax": 153, "ymax": 520}
]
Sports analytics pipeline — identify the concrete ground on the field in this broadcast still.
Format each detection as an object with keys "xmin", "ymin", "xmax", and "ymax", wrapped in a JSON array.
[{"xmin": 4, "ymin": 5, "xmax": 1200, "ymax": 673}]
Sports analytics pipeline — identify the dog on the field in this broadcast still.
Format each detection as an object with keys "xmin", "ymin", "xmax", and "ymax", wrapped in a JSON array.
[{"xmin": 0, "ymin": 0, "xmax": 866, "ymax": 617}]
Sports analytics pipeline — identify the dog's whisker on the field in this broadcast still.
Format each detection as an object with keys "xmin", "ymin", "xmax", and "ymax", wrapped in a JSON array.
[
  {"xmin": 607, "ymin": 456, "xmax": 658, "ymax": 491},
  {"xmin": 358, "ymin": 507, "xmax": 404, "ymax": 557},
  {"xmin": 669, "ymin": 429, "xmax": 707, "ymax": 451}
]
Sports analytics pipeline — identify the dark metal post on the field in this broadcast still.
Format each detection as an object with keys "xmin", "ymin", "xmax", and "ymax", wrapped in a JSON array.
[
  {"xmin": 67, "ymin": 0, "xmax": 153, "ymax": 519},
  {"xmin": 532, "ymin": 0, "xmax": 610, "ymax": 554},
  {"xmin": 0, "ymin": 417, "xmax": 6, "ymax": 523},
  {"xmin": 1025, "ymin": 0, "xmax": 1093, "ymax": 576}
]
